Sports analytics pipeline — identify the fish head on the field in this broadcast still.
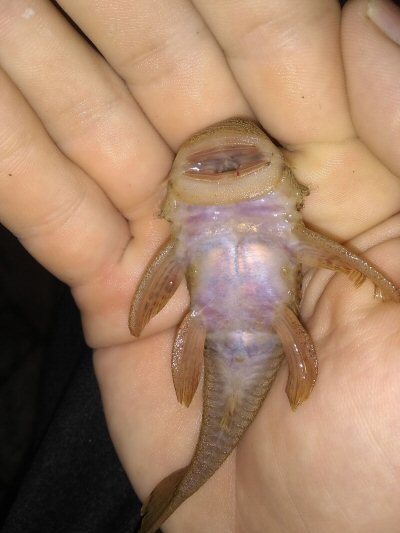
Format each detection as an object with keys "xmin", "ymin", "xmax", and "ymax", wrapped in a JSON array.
[{"xmin": 164, "ymin": 118, "xmax": 288, "ymax": 209}]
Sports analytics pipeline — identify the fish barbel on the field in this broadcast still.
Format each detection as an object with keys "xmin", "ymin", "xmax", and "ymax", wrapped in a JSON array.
[{"xmin": 129, "ymin": 118, "xmax": 400, "ymax": 533}]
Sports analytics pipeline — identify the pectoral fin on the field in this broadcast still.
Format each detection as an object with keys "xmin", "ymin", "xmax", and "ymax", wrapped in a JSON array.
[
  {"xmin": 274, "ymin": 306, "xmax": 318, "ymax": 410},
  {"xmin": 172, "ymin": 310, "xmax": 206, "ymax": 407},
  {"xmin": 295, "ymin": 224, "xmax": 400, "ymax": 302},
  {"xmin": 129, "ymin": 239, "xmax": 186, "ymax": 337}
]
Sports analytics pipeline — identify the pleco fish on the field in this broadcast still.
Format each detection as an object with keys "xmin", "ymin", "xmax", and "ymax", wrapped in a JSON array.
[{"xmin": 129, "ymin": 118, "xmax": 400, "ymax": 533}]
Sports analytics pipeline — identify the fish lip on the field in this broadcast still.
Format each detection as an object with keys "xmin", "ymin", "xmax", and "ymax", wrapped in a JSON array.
[
  {"xmin": 183, "ymin": 143, "xmax": 271, "ymax": 181},
  {"xmin": 166, "ymin": 118, "xmax": 285, "ymax": 206}
]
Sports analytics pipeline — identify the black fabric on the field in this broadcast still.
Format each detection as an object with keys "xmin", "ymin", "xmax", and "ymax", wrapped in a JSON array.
[
  {"xmin": 0, "ymin": 226, "xmax": 148, "ymax": 533},
  {"xmin": 0, "ymin": 224, "xmax": 55, "ymax": 520}
]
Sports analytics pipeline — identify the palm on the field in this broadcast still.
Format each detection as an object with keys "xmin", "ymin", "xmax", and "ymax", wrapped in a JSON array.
[
  {"xmin": 0, "ymin": 1, "xmax": 399, "ymax": 532},
  {"xmin": 238, "ymin": 269, "xmax": 400, "ymax": 532}
]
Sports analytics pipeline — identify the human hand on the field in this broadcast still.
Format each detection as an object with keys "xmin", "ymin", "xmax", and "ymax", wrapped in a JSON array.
[{"xmin": 0, "ymin": 1, "xmax": 400, "ymax": 532}]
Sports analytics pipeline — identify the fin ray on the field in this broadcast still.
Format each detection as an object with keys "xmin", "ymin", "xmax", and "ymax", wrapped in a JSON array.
[
  {"xmin": 295, "ymin": 223, "xmax": 400, "ymax": 302},
  {"xmin": 139, "ymin": 467, "xmax": 187, "ymax": 533},
  {"xmin": 172, "ymin": 310, "xmax": 206, "ymax": 407},
  {"xmin": 274, "ymin": 306, "xmax": 318, "ymax": 410},
  {"xmin": 129, "ymin": 239, "xmax": 186, "ymax": 337}
]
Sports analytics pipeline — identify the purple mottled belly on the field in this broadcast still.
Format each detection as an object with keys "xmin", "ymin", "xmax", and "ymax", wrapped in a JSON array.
[{"xmin": 176, "ymin": 193, "xmax": 301, "ymax": 334}]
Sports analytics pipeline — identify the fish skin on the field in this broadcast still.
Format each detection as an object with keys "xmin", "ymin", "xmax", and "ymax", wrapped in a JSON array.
[
  {"xmin": 131, "ymin": 118, "xmax": 400, "ymax": 533},
  {"xmin": 138, "ymin": 129, "xmax": 305, "ymax": 533}
]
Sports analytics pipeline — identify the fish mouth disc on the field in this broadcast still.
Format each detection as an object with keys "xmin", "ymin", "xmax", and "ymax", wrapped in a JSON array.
[{"xmin": 166, "ymin": 118, "xmax": 285, "ymax": 206}]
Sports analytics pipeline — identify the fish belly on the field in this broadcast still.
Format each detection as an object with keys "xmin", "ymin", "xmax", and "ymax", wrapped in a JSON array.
[
  {"xmin": 173, "ymin": 232, "xmax": 295, "ymax": 499},
  {"xmin": 139, "ymin": 200, "xmax": 299, "ymax": 532}
]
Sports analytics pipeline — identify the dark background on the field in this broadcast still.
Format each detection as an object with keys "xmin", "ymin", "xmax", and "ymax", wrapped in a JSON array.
[{"xmin": 0, "ymin": 225, "xmax": 143, "ymax": 532}]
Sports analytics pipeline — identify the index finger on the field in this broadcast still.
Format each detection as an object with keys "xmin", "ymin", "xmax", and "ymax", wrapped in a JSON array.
[{"xmin": 57, "ymin": 0, "xmax": 252, "ymax": 149}]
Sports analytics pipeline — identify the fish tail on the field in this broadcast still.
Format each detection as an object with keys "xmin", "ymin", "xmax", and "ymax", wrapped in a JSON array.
[
  {"xmin": 139, "ymin": 336, "xmax": 284, "ymax": 532},
  {"xmin": 139, "ymin": 466, "xmax": 187, "ymax": 533}
]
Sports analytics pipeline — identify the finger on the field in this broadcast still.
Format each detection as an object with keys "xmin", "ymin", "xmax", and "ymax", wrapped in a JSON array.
[
  {"xmin": 192, "ymin": 0, "xmax": 354, "ymax": 145},
  {"xmin": 286, "ymin": 138, "xmax": 400, "ymax": 238},
  {"xmin": 0, "ymin": 0, "xmax": 172, "ymax": 217},
  {"xmin": 342, "ymin": 0, "xmax": 400, "ymax": 176},
  {"xmin": 56, "ymin": 0, "xmax": 252, "ymax": 148},
  {"xmin": 0, "ymin": 68, "xmax": 129, "ymax": 286}
]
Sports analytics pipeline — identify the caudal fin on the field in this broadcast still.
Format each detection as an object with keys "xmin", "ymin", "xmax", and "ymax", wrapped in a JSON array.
[{"xmin": 139, "ymin": 467, "xmax": 187, "ymax": 533}]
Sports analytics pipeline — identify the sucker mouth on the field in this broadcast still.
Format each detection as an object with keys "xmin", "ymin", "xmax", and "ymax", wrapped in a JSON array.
[{"xmin": 184, "ymin": 144, "xmax": 270, "ymax": 179}]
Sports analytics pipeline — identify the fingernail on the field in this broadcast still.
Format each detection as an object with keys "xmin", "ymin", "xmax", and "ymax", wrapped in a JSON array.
[{"xmin": 367, "ymin": 0, "xmax": 400, "ymax": 45}]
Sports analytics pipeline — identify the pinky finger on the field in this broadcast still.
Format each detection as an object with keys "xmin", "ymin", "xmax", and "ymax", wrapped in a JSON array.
[{"xmin": 0, "ymin": 68, "xmax": 129, "ymax": 286}]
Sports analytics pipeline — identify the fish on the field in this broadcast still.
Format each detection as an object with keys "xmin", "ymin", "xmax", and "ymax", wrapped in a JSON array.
[{"xmin": 128, "ymin": 117, "xmax": 400, "ymax": 533}]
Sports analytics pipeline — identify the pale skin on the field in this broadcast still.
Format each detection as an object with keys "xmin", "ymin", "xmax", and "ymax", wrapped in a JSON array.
[{"xmin": 0, "ymin": 0, "xmax": 400, "ymax": 531}]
